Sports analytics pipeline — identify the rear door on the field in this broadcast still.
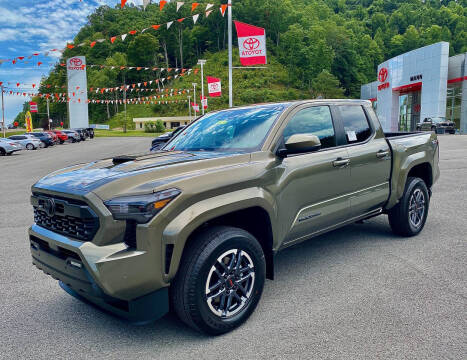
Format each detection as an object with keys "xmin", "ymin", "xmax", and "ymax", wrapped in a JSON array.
[
  {"xmin": 273, "ymin": 105, "xmax": 353, "ymax": 245},
  {"xmin": 334, "ymin": 104, "xmax": 391, "ymax": 217}
]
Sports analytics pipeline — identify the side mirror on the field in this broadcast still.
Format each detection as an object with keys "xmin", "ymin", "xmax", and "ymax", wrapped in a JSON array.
[{"xmin": 279, "ymin": 134, "xmax": 321, "ymax": 156}]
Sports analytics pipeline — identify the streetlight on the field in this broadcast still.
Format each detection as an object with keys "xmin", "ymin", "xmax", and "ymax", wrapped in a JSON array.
[
  {"xmin": 192, "ymin": 82, "xmax": 197, "ymax": 118},
  {"xmin": 197, "ymin": 59, "xmax": 206, "ymax": 115}
]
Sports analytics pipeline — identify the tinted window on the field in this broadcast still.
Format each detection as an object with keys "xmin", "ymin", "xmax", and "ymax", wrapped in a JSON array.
[
  {"xmin": 339, "ymin": 105, "xmax": 372, "ymax": 143},
  {"xmin": 283, "ymin": 106, "xmax": 336, "ymax": 149}
]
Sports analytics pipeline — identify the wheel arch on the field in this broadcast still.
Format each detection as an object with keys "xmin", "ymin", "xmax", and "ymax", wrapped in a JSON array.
[{"xmin": 162, "ymin": 188, "xmax": 276, "ymax": 282}]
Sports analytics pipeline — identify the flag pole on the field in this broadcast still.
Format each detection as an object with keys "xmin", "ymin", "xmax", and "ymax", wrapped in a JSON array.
[
  {"xmin": 228, "ymin": 0, "xmax": 233, "ymax": 108},
  {"xmin": 1, "ymin": 85, "xmax": 5, "ymax": 138}
]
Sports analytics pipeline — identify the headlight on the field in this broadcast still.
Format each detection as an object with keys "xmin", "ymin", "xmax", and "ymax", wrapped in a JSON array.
[{"xmin": 104, "ymin": 188, "xmax": 180, "ymax": 223}]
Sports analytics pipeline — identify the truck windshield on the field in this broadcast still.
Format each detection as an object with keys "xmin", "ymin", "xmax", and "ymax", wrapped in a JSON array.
[{"xmin": 164, "ymin": 103, "xmax": 290, "ymax": 152}]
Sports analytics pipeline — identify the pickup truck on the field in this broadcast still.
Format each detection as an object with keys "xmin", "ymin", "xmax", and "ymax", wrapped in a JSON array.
[{"xmin": 29, "ymin": 100, "xmax": 439, "ymax": 335}]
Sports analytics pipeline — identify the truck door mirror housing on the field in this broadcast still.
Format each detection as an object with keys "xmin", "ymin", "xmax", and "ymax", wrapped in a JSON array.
[{"xmin": 281, "ymin": 134, "xmax": 321, "ymax": 156}]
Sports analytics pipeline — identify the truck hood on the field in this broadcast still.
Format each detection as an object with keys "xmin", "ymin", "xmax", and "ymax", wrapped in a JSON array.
[{"xmin": 33, "ymin": 150, "xmax": 249, "ymax": 196}]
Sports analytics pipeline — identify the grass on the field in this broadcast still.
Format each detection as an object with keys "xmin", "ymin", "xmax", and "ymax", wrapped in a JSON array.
[{"xmin": 94, "ymin": 129, "xmax": 163, "ymax": 137}]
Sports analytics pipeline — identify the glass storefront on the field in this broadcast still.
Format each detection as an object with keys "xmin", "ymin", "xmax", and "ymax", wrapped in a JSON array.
[
  {"xmin": 398, "ymin": 90, "xmax": 421, "ymax": 131},
  {"xmin": 446, "ymin": 84, "xmax": 462, "ymax": 131}
]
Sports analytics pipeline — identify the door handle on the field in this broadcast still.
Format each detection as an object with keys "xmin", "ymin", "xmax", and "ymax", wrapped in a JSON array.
[
  {"xmin": 376, "ymin": 150, "xmax": 389, "ymax": 159},
  {"xmin": 332, "ymin": 158, "xmax": 350, "ymax": 167}
]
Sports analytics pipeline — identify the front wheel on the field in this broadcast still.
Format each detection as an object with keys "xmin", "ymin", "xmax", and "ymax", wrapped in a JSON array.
[
  {"xmin": 26, "ymin": 143, "xmax": 34, "ymax": 150},
  {"xmin": 171, "ymin": 226, "xmax": 266, "ymax": 335},
  {"xmin": 388, "ymin": 177, "xmax": 430, "ymax": 237}
]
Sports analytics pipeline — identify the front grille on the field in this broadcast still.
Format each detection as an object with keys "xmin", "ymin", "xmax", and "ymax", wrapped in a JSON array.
[{"xmin": 32, "ymin": 194, "xmax": 99, "ymax": 241}]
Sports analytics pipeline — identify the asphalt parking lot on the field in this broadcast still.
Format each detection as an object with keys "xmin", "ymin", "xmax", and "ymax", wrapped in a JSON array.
[{"xmin": 1, "ymin": 136, "xmax": 466, "ymax": 359}]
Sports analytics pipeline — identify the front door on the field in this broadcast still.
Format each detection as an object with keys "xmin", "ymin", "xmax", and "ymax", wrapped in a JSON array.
[{"xmin": 274, "ymin": 105, "xmax": 353, "ymax": 246}]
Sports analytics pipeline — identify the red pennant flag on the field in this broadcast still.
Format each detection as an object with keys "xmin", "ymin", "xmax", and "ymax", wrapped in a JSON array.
[
  {"xmin": 46, "ymin": 84, "xmax": 51, "ymax": 88},
  {"xmin": 151, "ymin": 24, "xmax": 160, "ymax": 30},
  {"xmin": 144, "ymin": 82, "xmax": 147, "ymax": 86},
  {"xmin": 90, "ymin": 41, "xmax": 97, "ymax": 48},
  {"xmin": 220, "ymin": 4, "xmax": 228, "ymax": 16},
  {"xmin": 137, "ymin": 67, "xmax": 142, "ymax": 70},
  {"xmin": 67, "ymin": 44, "xmax": 75, "ymax": 49},
  {"xmin": 121, "ymin": 0, "xmax": 127, "ymax": 9},
  {"xmin": 160, "ymin": 0, "xmax": 167, "ymax": 10},
  {"xmin": 110, "ymin": 36, "xmax": 117, "ymax": 43},
  {"xmin": 234, "ymin": 21, "xmax": 267, "ymax": 66},
  {"xmin": 177, "ymin": 18, "xmax": 185, "ymax": 23},
  {"xmin": 191, "ymin": 3, "xmax": 199, "ymax": 12},
  {"xmin": 33, "ymin": 53, "xmax": 39, "ymax": 56},
  {"xmin": 120, "ymin": 66, "xmax": 126, "ymax": 70},
  {"xmin": 12, "ymin": 59, "xmax": 16, "ymax": 64},
  {"xmin": 16, "ymin": 83, "xmax": 20, "ymax": 87},
  {"xmin": 18, "ymin": 56, "xmax": 24, "ymax": 60},
  {"xmin": 32, "ymin": 84, "xmax": 36, "ymax": 88},
  {"xmin": 129, "ymin": 30, "xmax": 137, "ymax": 35}
]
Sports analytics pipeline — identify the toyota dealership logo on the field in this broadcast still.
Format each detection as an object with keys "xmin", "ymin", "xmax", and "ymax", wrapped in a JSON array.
[
  {"xmin": 243, "ymin": 38, "xmax": 260, "ymax": 51},
  {"xmin": 68, "ymin": 57, "xmax": 84, "ymax": 70},
  {"xmin": 378, "ymin": 67, "xmax": 388, "ymax": 83}
]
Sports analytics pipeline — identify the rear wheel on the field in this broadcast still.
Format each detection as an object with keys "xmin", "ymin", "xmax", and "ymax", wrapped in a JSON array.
[
  {"xmin": 171, "ymin": 226, "xmax": 266, "ymax": 335},
  {"xmin": 26, "ymin": 143, "xmax": 34, "ymax": 150},
  {"xmin": 388, "ymin": 177, "xmax": 430, "ymax": 237},
  {"xmin": 0, "ymin": 148, "xmax": 5, "ymax": 156}
]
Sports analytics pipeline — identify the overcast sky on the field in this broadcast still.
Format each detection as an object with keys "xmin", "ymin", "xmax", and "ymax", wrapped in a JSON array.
[{"xmin": 0, "ymin": 0, "xmax": 146, "ymax": 124}]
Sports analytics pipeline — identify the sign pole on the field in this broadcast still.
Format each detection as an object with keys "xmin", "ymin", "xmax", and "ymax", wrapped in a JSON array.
[
  {"xmin": 228, "ymin": 0, "xmax": 233, "ymax": 108},
  {"xmin": 188, "ymin": 95, "xmax": 191, "ymax": 121},
  {"xmin": 46, "ymin": 98, "xmax": 51, "ymax": 130},
  {"xmin": 192, "ymin": 83, "xmax": 197, "ymax": 117},
  {"xmin": 123, "ymin": 72, "xmax": 127, "ymax": 133},
  {"xmin": 197, "ymin": 60, "xmax": 207, "ymax": 115},
  {"xmin": 1, "ymin": 85, "xmax": 5, "ymax": 138}
]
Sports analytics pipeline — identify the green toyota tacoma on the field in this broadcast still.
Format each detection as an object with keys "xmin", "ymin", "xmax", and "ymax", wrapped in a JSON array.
[{"xmin": 29, "ymin": 100, "xmax": 439, "ymax": 334}]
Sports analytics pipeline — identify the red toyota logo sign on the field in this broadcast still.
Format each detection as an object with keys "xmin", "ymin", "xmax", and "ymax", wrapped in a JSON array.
[
  {"xmin": 243, "ymin": 38, "xmax": 260, "ymax": 51},
  {"xmin": 69, "ymin": 58, "xmax": 82, "ymax": 67},
  {"xmin": 378, "ymin": 67, "xmax": 388, "ymax": 83}
]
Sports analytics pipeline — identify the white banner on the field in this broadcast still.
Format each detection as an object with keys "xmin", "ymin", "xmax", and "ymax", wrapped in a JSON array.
[{"xmin": 67, "ymin": 56, "xmax": 89, "ymax": 128}]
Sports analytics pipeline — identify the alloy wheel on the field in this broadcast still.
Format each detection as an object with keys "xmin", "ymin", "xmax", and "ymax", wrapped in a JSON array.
[
  {"xmin": 205, "ymin": 249, "xmax": 255, "ymax": 318},
  {"xmin": 408, "ymin": 188, "xmax": 425, "ymax": 228}
]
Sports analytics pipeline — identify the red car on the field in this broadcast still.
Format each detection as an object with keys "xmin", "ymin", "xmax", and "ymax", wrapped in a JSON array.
[{"xmin": 51, "ymin": 130, "xmax": 69, "ymax": 144}]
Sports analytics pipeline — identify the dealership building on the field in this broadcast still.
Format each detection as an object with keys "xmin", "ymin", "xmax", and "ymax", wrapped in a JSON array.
[{"xmin": 361, "ymin": 42, "xmax": 466, "ymax": 133}]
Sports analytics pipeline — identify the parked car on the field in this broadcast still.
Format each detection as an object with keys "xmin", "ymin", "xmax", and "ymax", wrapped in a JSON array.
[
  {"xmin": 8, "ymin": 135, "xmax": 42, "ymax": 150},
  {"xmin": 51, "ymin": 130, "xmax": 69, "ymax": 144},
  {"xmin": 28, "ymin": 132, "xmax": 54, "ymax": 147},
  {"xmin": 62, "ymin": 130, "xmax": 81, "ymax": 143},
  {"xmin": 0, "ymin": 138, "xmax": 23, "ymax": 155},
  {"xmin": 28, "ymin": 100, "xmax": 441, "ymax": 334},
  {"xmin": 150, "ymin": 125, "xmax": 186, "ymax": 151},
  {"xmin": 416, "ymin": 117, "xmax": 455, "ymax": 134},
  {"xmin": 86, "ymin": 128, "xmax": 95, "ymax": 139},
  {"xmin": 72, "ymin": 128, "xmax": 87, "ymax": 141},
  {"xmin": 44, "ymin": 131, "xmax": 59, "ymax": 144}
]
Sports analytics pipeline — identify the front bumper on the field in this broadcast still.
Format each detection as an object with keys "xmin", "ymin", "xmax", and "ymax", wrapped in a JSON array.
[{"xmin": 29, "ymin": 225, "xmax": 169, "ymax": 323}]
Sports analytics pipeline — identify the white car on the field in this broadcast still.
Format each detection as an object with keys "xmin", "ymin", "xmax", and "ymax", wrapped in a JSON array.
[
  {"xmin": 8, "ymin": 135, "xmax": 42, "ymax": 150},
  {"xmin": 0, "ymin": 138, "xmax": 23, "ymax": 155}
]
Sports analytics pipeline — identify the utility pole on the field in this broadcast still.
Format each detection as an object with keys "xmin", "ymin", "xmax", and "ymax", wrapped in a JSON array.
[
  {"xmin": 228, "ymin": 0, "xmax": 233, "ymax": 107},
  {"xmin": 46, "ymin": 97, "xmax": 51, "ymax": 130},
  {"xmin": 188, "ymin": 95, "xmax": 191, "ymax": 121},
  {"xmin": 192, "ymin": 82, "xmax": 197, "ymax": 118},
  {"xmin": 1, "ymin": 85, "xmax": 5, "ymax": 138},
  {"xmin": 197, "ymin": 59, "xmax": 206, "ymax": 115}
]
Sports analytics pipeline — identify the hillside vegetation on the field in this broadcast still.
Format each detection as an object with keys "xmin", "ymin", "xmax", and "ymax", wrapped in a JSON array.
[{"xmin": 16, "ymin": 0, "xmax": 467, "ymax": 128}]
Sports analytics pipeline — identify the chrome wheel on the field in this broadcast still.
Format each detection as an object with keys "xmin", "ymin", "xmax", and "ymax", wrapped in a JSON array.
[
  {"xmin": 408, "ymin": 188, "xmax": 425, "ymax": 228},
  {"xmin": 26, "ymin": 143, "xmax": 34, "ymax": 150},
  {"xmin": 205, "ymin": 249, "xmax": 255, "ymax": 318}
]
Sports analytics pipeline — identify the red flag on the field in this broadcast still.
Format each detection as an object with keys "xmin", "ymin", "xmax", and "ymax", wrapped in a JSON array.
[
  {"xmin": 110, "ymin": 36, "xmax": 117, "ymax": 43},
  {"xmin": 234, "ymin": 21, "xmax": 267, "ymax": 66},
  {"xmin": 151, "ymin": 24, "xmax": 160, "ymax": 30},
  {"xmin": 191, "ymin": 3, "xmax": 199, "ymax": 12},
  {"xmin": 90, "ymin": 41, "xmax": 97, "ymax": 48},
  {"xmin": 37, "ymin": 62, "xmax": 42, "ymax": 66},
  {"xmin": 160, "ymin": 0, "xmax": 167, "ymax": 11},
  {"xmin": 121, "ymin": 0, "xmax": 127, "ymax": 8},
  {"xmin": 177, "ymin": 18, "xmax": 185, "ymax": 23},
  {"xmin": 207, "ymin": 76, "xmax": 221, "ymax": 97},
  {"xmin": 67, "ymin": 44, "xmax": 75, "ymax": 49},
  {"xmin": 129, "ymin": 30, "xmax": 137, "ymax": 35}
]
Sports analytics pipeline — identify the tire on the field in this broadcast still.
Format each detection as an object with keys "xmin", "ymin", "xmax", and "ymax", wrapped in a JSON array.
[
  {"xmin": 171, "ymin": 226, "xmax": 266, "ymax": 335},
  {"xmin": 0, "ymin": 147, "xmax": 5, "ymax": 156},
  {"xmin": 26, "ymin": 143, "xmax": 34, "ymax": 150},
  {"xmin": 388, "ymin": 177, "xmax": 430, "ymax": 237},
  {"xmin": 60, "ymin": 140, "xmax": 64, "ymax": 144}
]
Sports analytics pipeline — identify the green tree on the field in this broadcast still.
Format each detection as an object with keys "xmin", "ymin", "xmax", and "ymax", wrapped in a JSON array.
[{"xmin": 312, "ymin": 70, "xmax": 345, "ymax": 99}]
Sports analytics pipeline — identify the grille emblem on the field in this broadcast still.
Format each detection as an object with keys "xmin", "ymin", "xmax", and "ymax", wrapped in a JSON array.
[{"xmin": 43, "ymin": 198, "xmax": 56, "ymax": 218}]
